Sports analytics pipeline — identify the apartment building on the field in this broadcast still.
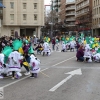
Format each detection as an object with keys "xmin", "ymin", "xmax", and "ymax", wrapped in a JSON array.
[
  {"xmin": 59, "ymin": 0, "xmax": 66, "ymax": 23},
  {"xmin": 92, "ymin": 0, "xmax": 100, "ymax": 36},
  {"xmin": 65, "ymin": 0, "xmax": 76, "ymax": 30},
  {"xmin": 0, "ymin": 0, "xmax": 44, "ymax": 37},
  {"xmin": 75, "ymin": 0, "xmax": 92, "ymax": 35},
  {"xmin": 53, "ymin": 0, "xmax": 61, "ymax": 23}
]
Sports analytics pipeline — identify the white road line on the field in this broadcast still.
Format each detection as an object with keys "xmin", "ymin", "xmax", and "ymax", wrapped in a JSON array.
[
  {"xmin": 1, "ymin": 56, "xmax": 75, "ymax": 88},
  {"xmin": 49, "ymin": 75, "xmax": 72, "ymax": 92},
  {"xmin": 1, "ymin": 68, "xmax": 49, "ymax": 88},
  {"xmin": 49, "ymin": 69, "xmax": 82, "ymax": 92},
  {"xmin": 52, "ymin": 67, "xmax": 100, "ymax": 69},
  {"xmin": 52, "ymin": 56, "xmax": 75, "ymax": 67}
]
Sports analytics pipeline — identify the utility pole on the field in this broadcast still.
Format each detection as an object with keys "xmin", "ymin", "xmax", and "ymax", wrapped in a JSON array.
[{"xmin": 51, "ymin": 0, "xmax": 53, "ymax": 38}]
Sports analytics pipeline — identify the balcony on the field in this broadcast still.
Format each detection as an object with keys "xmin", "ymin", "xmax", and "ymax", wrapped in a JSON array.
[
  {"xmin": 66, "ymin": 18, "xmax": 75, "ymax": 21},
  {"xmin": 66, "ymin": 7, "xmax": 75, "ymax": 11},
  {"xmin": 66, "ymin": 12, "xmax": 75, "ymax": 16},
  {"xmin": 66, "ymin": 1, "xmax": 75, "ymax": 5},
  {"xmin": 76, "ymin": 2, "xmax": 89, "ymax": 11},
  {"xmin": 76, "ymin": 0, "xmax": 85, "ymax": 5},
  {"xmin": 76, "ymin": 11, "xmax": 89, "ymax": 18},
  {"xmin": 66, "ymin": 23, "xmax": 76, "ymax": 26}
]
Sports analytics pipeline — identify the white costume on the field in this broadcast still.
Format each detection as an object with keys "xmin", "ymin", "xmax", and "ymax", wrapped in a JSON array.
[
  {"xmin": 70, "ymin": 41, "xmax": 76, "ymax": 49},
  {"xmin": 29, "ymin": 54, "xmax": 40, "ymax": 73},
  {"xmin": 43, "ymin": 42, "xmax": 51, "ymax": 55},
  {"xmin": 84, "ymin": 45, "xmax": 92, "ymax": 62},
  {"xmin": 93, "ymin": 53, "xmax": 100, "ymax": 62},
  {"xmin": 0, "ymin": 53, "xmax": 4, "ymax": 78},
  {"xmin": 61, "ymin": 42, "xmax": 66, "ymax": 51},
  {"xmin": 8, "ymin": 51, "xmax": 23, "ymax": 72}
]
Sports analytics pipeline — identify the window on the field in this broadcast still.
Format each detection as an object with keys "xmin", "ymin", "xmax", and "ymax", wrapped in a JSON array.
[
  {"xmin": 11, "ymin": 30, "xmax": 14, "ymax": 36},
  {"xmin": 34, "ymin": 3, "xmax": 37, "ymax": 9},
  {"xmin": 99, "ymin": 18, "xmax": 100, "ymax": 24},
  {"xmin": 10, "ymin": 2, "xmax": 14, "ymax": 9},
  {"xmin": 0, "ymin": 0, "xmax": 2, "ymax": 3},
  {"xmin": 10, "ymin": 14, "xmax": 14, "ymax": 20},
  {"xmin": 99, "ymin": 7, "xmax": 100, "ymax": 14},
  {"xmin": 23, "ymin": 3, "xmax": 26, "ymax": 9},
  {"xmin": 94, "ymin": 1, "xmax": 95, "ymax": 6},
  {"xmin": 0, "ymin": 10, "xmax": 2, "ymax": 14},
  {"xmin": 34, "ymin": 14, "xmax": 37, "ymax": 20},
  {"xmin": 97, "ymin": 8, "xmax": 98, "ymax": 14},
  {"xmin": 23, "ymin": 14, "xmax": 27, "ymax": 20}
]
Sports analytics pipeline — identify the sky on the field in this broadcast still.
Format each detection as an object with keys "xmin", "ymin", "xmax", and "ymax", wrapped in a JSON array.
[
  {"xmin": 44, "ymin": 0, "xmax": 51, "ymax": 5},
  {"xmin": 44, "ymin": 0, "xmax": 51, "ymax": 12}
]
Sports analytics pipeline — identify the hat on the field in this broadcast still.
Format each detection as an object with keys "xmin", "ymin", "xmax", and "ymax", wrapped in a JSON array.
[
  {"xmin": 2, "ymin": 46, "xmax": 13, "ymax": 57},
  {"xmin": 97, "ymin": 48, "xmax": 100, "ymax": 53},
  {"xmin": 28, "ymin": 46, "xmax": 34, "ymax": 54},
  {"xmin": 12, "ymin": 40, "xmax": 23, "ymax": 50}
]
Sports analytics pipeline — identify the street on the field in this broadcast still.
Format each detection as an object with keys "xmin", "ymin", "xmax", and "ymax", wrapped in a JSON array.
[{"xmin": 0, "ymin": 50, "xmax": 100, "ymax": 100}]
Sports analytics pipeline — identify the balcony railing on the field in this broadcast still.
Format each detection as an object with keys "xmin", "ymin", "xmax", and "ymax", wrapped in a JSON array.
[
  {"xmin": 66, "ymin": 12, "xmax": 75, "ymax": 16},
  {"xmin": 66, "ymin": 18, "xmax": 75, "ymax": 21},
  {"xmin": 66, "ymin": 1, "xmax": 75, "ymax": 5},
  {"xmin": 76, "ymin": 2, "xmax": 89, "ymax": 11},
  {"xmin": 76, "ymin": 0, "xmax": 88, "ymax": 5},
  {"xmin": 66, "ymin": 7, "xmax": 75, "ymax": 10}
]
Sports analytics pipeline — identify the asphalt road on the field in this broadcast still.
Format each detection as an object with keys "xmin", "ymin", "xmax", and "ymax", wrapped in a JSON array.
[{"xmin": 1, "ymin": 49, "xmax": 100, "ymax": 100}]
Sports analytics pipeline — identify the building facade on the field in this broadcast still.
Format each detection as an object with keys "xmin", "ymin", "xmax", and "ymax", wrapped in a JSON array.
[
  {"xmin": 65, "ymin": 0, "xmax": 76, "ymax": 32},
  {"xmin": 53, "ymin": 0, "xmax": 61, "ymax": 23},
  {"xmin": 60, "ymin": 0, "xmax": 66, "ymax": 23},
  {"xmin": 75, "ymin": 0, "xmax": 92, "ymax": 36},
  {"xmin": 0, "ymin": 0, "xmax": 44, "ymax": 37},
  {"xmin": 92, "ymin": 0, "xmax": 100, "ymax": 36}
]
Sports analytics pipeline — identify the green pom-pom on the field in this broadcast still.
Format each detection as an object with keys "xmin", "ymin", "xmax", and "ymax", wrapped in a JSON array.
[
  {"xmin": 25, "ymin": 40, "xmax": 29, "ymax": 44},
  {"xmin": 97, "ymin": 48, "xmax": 100, "ymax": 53},
  {"xmin": 2, "ymin": 46, "xmax": 13, "ymax": 57},
  {"xmin": 28, "ymin": 46, "xmax": 34, "ymax": 54},
  {"xmin": 13, "ymin": 40, "xmax": 23, "ymax": 50}
]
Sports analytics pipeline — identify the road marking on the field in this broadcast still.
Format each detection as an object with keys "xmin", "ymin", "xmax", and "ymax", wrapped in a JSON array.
[
  {"xmin": 1, "ymin": 56, "xmax": 75, "ymax": 88},
  {"xmin": 52, "ymin": 67, "xmax": 100, "ymax": 69},
  {"xmin": 40, "ymin": 71, "xmax": 50, "ymax": 78},
  {"xmin": 49, "ymin": 69, "xmax": 82, "ymax": 92},
  {"xmin": 1, "ymin": 68, "xmax": 49, "ymax": 88},
  {"xmin": 52, "ymin": 56, "xmax": 75, "ymax": 67}
]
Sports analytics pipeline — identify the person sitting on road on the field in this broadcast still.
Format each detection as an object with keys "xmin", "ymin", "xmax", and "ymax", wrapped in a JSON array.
[
  {"xmin": 76, "ymin": 45, "xmax": 84, "ymax": 62},
  {"xmin": 35, "ymin": 43, "xmax": 43, "ymax": 54},
  {"xmin": 61, "ymin": 42, "xmax": 66, "ymax": 52}
]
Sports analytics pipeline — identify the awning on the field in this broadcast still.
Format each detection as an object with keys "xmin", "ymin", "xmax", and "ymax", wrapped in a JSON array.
[{"xmin": 0, "ymin": 3, "xmax": 5, "ymax": 8}]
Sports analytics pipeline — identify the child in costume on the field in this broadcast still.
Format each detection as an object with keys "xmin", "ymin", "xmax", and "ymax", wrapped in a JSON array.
[
  {"xmin": 0, "ymin": 51, "xmax": 5, "ymax": 79},
  {"xmin": 22, "ymin": 52, "xmax": 31, "ymax": 76},
  {"xmin": 42, "ymin": 42, "xmax": 51, "ymax": 56},
  {"xmin": 29, "ymin": 46, "xmax": 40, "ymax": 78},
  {"xmin": 1, "ymin": 46, "xmax": 13, "ymax": 77},
  {"xmin": 84, "ymin": 46, "xmax": 92, "ymax": 62},
  {"xmin": 61, "ymin": 42, "xmax": 66, "ymax": 52},
  {"xmin": 8, "ymin": 40, "xmax": 23, "ymax": 79},
  {"xmin": 29, "ymin": 54, "xmax": 40, "ymax": 78},
  {"xmin": 21, "ymin": 42, "xmax": 30, "ymax": 75},
  {"xmin": 93, "ymin": 48, "xmax": 100, "ymax": 62},
  {"xmin": 70, "ymin": 40, "xmax": 76, "ymax": 52},
  {"xmin": 8, "ymin": 50, "xmax": 23, "ymax": 79}
]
